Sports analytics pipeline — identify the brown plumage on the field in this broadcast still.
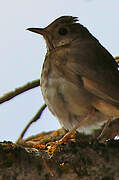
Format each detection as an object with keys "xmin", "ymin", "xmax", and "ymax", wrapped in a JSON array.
[{"xmin": 27, "ymin": 16, "xmax": 119, "ymax": 136}]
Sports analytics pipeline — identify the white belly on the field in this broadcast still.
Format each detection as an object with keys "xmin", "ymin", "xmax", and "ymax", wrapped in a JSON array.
[{"xmin": 40, "ymin": 69, "xmax": 107, "ymax": 134}]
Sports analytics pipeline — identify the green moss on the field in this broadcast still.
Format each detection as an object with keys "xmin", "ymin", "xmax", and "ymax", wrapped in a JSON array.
[
  {"xmin": 45, "ymin": 173, "xmax": 50, "ymax": 180},
  {"xmin": 12, "ymin": 176, "xmax": 17, "ymax": 180},
  {"xmin": 37, "ymin": 163, "xmax": 43, "ymax": 173},
  {"xmin": 0, "ymin": 160, "xmax": 13, "ymax": 168},
  {"xmin": 102, "ymin": 176, "xmax": 113, "ymax": 180}
]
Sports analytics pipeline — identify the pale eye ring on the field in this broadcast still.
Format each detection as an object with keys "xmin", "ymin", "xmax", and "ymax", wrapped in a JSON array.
[{"xmin": 58, "ymin": 28, "xmax": 68, "ymax": 35}]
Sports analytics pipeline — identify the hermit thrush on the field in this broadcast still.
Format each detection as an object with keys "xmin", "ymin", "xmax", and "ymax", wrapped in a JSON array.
[{"xmin": 27, "ymin": 16, "xmax": 119, "ymax": 138}]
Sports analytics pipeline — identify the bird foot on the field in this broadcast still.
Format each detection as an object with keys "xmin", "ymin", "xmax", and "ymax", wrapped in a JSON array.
[{"xmin": 46, "ymin": 131, "xmax": 76, "ymax": 155}]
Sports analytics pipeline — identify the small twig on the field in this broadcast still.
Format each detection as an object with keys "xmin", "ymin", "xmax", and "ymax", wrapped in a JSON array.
[
  {"xmin": 16, "ymin": 104, "xmax": 47, "ymax": 143},
  {"xmin": 0, "ymin": 79, "xmax": 40, "ymax": 104}
]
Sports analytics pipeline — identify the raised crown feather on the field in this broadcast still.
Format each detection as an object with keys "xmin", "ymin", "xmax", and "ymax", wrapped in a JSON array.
[{"xmin": 47, "ymin": 16, "xmax": 79, "ymax": 28}]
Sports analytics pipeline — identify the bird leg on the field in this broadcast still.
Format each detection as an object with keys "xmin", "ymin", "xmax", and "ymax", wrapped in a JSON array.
[
  {"xmin": 57, "ymin": 109, "xmax": 95, "ymax": 144},
  {"xmin": 97, "ymin": 118, "xmax": 112, "ymax": 141}
]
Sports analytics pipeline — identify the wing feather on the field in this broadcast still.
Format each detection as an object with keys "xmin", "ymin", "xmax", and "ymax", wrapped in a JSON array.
[{"xmin": 67, "ymin": 40, "xmax": 119, "ymax": 106}]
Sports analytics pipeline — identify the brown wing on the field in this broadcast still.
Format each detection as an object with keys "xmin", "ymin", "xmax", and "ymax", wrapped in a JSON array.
[{"xmin": 67, "ymin": 40, "xmax": 119, "ymax": 107}]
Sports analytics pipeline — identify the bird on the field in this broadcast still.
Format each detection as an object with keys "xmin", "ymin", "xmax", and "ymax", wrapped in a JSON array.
[{"xmin": 27, "ymin": 16, "xmax": 119, "ymax": 141}]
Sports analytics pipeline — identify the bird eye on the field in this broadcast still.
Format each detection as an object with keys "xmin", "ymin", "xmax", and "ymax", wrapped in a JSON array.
[{"xmin": 58, "ymin": 28, "xmax": 68, "ymax": 35}]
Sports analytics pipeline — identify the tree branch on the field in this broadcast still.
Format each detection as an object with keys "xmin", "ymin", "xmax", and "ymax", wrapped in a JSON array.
[
  {"xmin": 0, "ymin": 79, "xmax": 40, "ymax": 104},
  {"xmin": 0, "ymin": 138, "xmax": 119, "ymax": 180},
  {"xmin": 16, "ymin": 104, "xmax": 47, "ymax": 143}
]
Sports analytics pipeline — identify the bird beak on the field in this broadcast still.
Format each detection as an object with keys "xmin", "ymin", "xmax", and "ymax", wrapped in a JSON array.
[{"xmin": 26, "ymin": 28, "xmax": 45, "ymax": 36}]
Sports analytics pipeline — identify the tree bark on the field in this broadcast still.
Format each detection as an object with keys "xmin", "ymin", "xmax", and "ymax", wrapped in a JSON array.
[{"xmin": 0, "ymin": 133, "xmax": 119, "ymax": 180}]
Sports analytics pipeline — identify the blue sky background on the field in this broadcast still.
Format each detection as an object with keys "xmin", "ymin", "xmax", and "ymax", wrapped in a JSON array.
[{"xmin": 0, "ymin": 0, "xmax": 119, "ymax": 141}]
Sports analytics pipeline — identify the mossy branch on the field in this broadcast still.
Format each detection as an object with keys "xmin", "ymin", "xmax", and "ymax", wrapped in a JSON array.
[{"xmin": 0, "ymin": 138, "xmax": 119, "ymax": 180}]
